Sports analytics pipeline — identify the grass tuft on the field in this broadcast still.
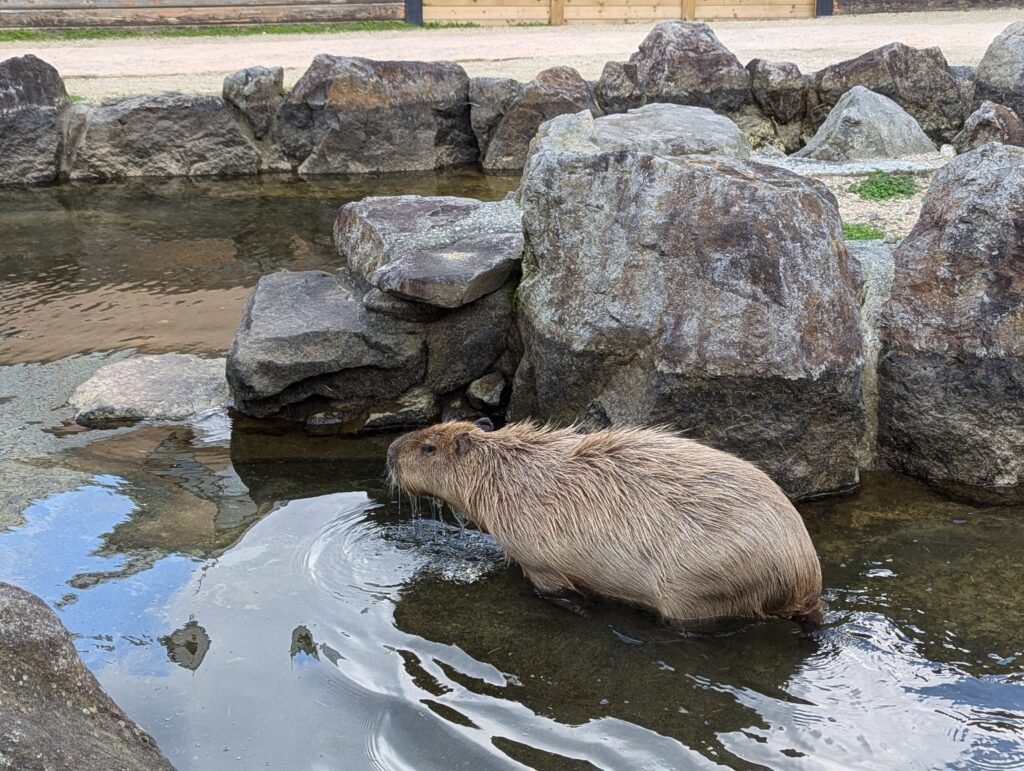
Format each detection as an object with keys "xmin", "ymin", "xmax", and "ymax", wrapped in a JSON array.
[
  {"xmin": 843, "ymin": 222, "xmax": 886, "ymax": 241},
  {"xmin": 849, "ymin": 171, "xmax": 918, "ymax": 201},
  {"xmin": 0, "ymin": 20, "xmax": 477, "ymax": 43}
]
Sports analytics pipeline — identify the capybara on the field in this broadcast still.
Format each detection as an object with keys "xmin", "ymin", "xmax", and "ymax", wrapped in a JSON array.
[{"xmin": 387, "ymin": 420, "xmax": 822, "ymax": 626}]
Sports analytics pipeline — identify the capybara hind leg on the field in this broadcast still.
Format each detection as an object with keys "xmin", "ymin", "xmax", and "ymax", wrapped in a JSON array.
[{"xmin": 524, "ymin": 568, "xmax": 589, "ymax": 618}]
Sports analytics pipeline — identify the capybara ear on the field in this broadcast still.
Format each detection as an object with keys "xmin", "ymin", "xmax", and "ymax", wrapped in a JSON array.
[
  {"xmin": 454, "ymin": 432, "xmax": 474, "ymax": 456},
  {"xmin": 474, "ymin": 417, "xmax": 495, "ymax": 432}
]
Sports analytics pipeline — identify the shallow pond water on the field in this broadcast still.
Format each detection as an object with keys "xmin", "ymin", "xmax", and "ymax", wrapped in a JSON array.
[{"xmin": 1, "ymin": 173, "xmax": 1023, "ymax": 771}]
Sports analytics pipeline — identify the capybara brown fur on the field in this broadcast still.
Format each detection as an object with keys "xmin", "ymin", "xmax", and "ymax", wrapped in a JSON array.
[{"xmin": 387, "ymin": 420, "xmax": 822, "ymax": 626}]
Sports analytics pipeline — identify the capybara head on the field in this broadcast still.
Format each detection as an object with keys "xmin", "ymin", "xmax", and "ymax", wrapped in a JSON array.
[{"xmin": 387, "ymin": 418, "xmax": 495, "ymax": 506}]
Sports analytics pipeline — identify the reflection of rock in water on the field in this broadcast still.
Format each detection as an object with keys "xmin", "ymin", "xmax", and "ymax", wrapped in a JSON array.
[
  {"xmin": 290, "ymin": 625, "xmax": 319, "ymax": 660},
  {"xmin": 382, "ymin": 518, "xmax": 505, "ymax": 584},
  {"xmin": 160, "ymin": 620, "xmax": 211, "ymax": 671}
]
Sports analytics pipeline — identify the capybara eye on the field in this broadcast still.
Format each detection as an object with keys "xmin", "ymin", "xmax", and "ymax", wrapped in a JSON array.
[{"xmin": 421, "ymin": 443, "xmax": 437, "ymax": 455}]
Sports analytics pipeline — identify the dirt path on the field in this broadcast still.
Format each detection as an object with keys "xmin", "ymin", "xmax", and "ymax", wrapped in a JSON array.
[{"xmin": 0, "ymin": 9, "xmax": 1017, "ymax": 101}]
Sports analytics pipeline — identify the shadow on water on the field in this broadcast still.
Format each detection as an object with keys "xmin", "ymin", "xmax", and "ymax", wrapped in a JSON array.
[{"xmin": 0, "ymin": 172, "xmax": 1022, "ymax": 769}]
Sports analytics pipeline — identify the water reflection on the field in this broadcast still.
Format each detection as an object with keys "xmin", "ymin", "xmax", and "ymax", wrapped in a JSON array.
[{"xmin": 161, "ymin": 621, "xmax": 212, "ymax": 672}]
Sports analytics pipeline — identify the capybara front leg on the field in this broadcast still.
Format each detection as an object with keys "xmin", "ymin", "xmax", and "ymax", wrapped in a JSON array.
[{"xmin": 524, "ymin": 568, "xmax": 590, "ymax": 618}]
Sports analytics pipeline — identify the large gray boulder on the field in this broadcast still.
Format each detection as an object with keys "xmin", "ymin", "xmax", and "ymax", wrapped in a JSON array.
[
  {"xmin": 813, "ymin": 42, "xmax": 967, "ymax": 140},
  {"xmin": 274, "ymin": 55, "xmax": 477, "ymax": 174},
  {"xmin": 620, "ymin": 21, "xmax": 751, "ymax": 112},
  {"xmin": 69, "ymin": 353, "xmax": 230, "ymax": 427},
  {"xmin": 796, "ymin": 86, "xmax": 936, "ymax": 161},
  {"xmin": 975, "ymin": 21, "xmax": 1024, "ymax": 118},
  {"xmin": 879, "ymin": 143, "xmax": 1024, "ymax": 500},
  {"xmin": 511, "ymin": 148, "xmax": 865, "ymax": 499},
  {"xmin": 223, "ymin": 65, "xmax": 284, "ymax": 140},
  {"xmin": 746, "ymin": 58, "xmax": 808, "ymax": 124},
  {"xmin": 227, "ymin": 270, "xmax": 514, "ymax": 429},
  {"xmin": 952, "ymin": 100, "xmax": 1024, "ymax": 153},
  {"xmin": 471, "ymin": 67, "xmax": 598, "ymax": 172},
  {"xmin": 0, "ymin": 54, "xmax": 69, "ymax": 185},
  {"xmin": 335, "ymin": 195, "xmax": 523, "ymax": 308},
  {"xmin": 0, "ymin": 582, "xmax": 173, "ymax": 770},
  {"xmin": 67, "ymin": 93, "xmax": 260, "ymax": 180},
  {"xmin": 594, "ymin": 103, "xmax": 751, "ymax": 159}
]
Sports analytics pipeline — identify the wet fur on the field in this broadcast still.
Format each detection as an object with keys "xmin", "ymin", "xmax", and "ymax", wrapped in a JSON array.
[{"xmin": 387, "ymin": 421, "xmax": 822, "ymax": 626}]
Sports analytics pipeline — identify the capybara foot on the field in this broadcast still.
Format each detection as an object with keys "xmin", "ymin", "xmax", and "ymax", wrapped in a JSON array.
[{"xmin": 535, "ymin": 589, "xmax": 591, "ymax": 618}]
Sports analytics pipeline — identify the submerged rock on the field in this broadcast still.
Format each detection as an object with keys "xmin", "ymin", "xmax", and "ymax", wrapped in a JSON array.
[
  {"xmin": 952, "ymin": 100, "xmax": 1024, "ymax": 153},
  {"xmin": 335, "ymin": 194, "xmax": 523, "ymax": 308},
  {"xmin": 471, "ymin": 67, "xmax": 598, "ymax": 172},
  {"xmin": 975, "ymin": 21, "xmax": 1024, "ymax": 118},
  {"xmin": 594, "ymin": 103, "xmax": 751, "ymax": 159},
  {"xmin": 69, "ymin": 353, "xmax": 230, "ymax": 426},
  {"xmin": 0, "ymin": 54, "xmax": 69, "ymax": 185},
  {"xmin": 512, "ymin": 148, "xmax": 865, "ymax": 499},
  {"xmin": 796, "ymin": 86, "xmax": 936, "ymax": 161},
  {"xmin": 625, "ymin": 21, "xmax": 751, "ymax": 112},
  {"xmin": 67, "ymin": 93, "xmax": 260, "ymax": 180},
  {"xmin": 223, "ymin": 65, "xmax": 284, "ymax": 140},
  {"xmin": 879, "ymin": 143, "xmax": 1024, "ymax": 500},
  {"xmin": 813, "ymin": 42, "xmax": 967, "ymax": 140},
  {"xmin": 0, "ymin": 582, "xmax": 173, "ymax": 769},
  {"xmin": 227, "ymin": 270, "xmax": 514, "ymax": 428},
  {"xmin": 746, "ymin": 58, "xmax": 808, "ymax": 124},
  {"xmin": 275, "ymin": 55, "xmax": 476, "ymax": 174}
]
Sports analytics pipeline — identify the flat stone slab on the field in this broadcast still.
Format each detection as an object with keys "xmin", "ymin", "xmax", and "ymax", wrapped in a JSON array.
[
  {"xmin": 70, "ymin": 353, "xmax": 229, "ymax": 426},
  {"xmin": 335, "ymin": 195, "xmax": 523, "ymax": 309}
]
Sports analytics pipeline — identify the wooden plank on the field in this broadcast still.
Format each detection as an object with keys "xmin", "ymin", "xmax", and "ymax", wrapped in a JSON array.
[
  {"xmin": 424, "ymin": 0, "xmax": 546, "ymax": 8},
  {"xmin": 695, "ymin": 3, "xmax": 813, "ymax": 16},
  {"xmin": 422, "ymin": 3, "xmax": 548, "ymax": 17},
  {"xmin": 550, "ymin": 0, "xmax": 565, "ymax": 24},
  {"xmin": 565, "ymin": 0, "xmax": 680, "ymax": 6},
  {"xmin": 2, "ymin": 0, "xmax": 379, "ymax": 8},
  {"xmin": 564, "ymin": 4, "xmax": 678, "ymax": 17},
  {"xmin": 682, "ymin": 0, "xmax": 695, "ymax": 17},
  {"xmin": 0, "ymin": 3, "xmax": 402, "ymax": 27}
]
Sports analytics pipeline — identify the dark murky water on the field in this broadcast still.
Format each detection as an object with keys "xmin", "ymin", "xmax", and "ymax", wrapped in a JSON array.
[{"xmin": 1, "ymin": 173, "xmax": 1023, "ymax": 770}]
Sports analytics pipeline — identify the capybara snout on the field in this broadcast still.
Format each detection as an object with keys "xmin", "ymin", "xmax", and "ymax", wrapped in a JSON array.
[{"xmin": 387, "ymin": 420, "xmax": 822, "ymax": 626}]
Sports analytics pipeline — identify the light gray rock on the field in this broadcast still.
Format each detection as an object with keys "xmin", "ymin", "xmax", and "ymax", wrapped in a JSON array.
[
  {"xmin": 274, "ymin": 56, "xmax": 476, "ymax": 174},
  {"xmin": 467, "ymin": 371, "xmax": 507, "ymax": 410},
  {"xmin": 796, "ymin": 86, "xmax": 936, "ymax": 161},
  {"xmin": 67, "ymin": 93, "xmax": 260, "ymax": 181},
  {"xmin": 593, "ymin": 60, "xmax": 643, "ymax": 114},
  {"xmin": 227, "ymin": 270, "xmax": 514, "ymax": 428},
  {"xmin": 746, "ymin": 58, "xmax": 807, "ymax": 124},
  {"xmin": 627, "ymin": 21, "xmax": 751, "ymax": 112},
  {"xmin": 879, "ymin": 143, "xmax": 1024, "ymax": 501},
  {"xmin": 949, "ymin": 65, "xmax": 977, "ymax": 116},
  {"xmin": 512, "ymin": 148, "xmax": 865, "ymax": 499},
  {"xmin": 0, "ymin": 54, "xmax": 69, "ymax": 186},
  {"xmin": 223, "ymin": 65, "xmax": 284, "ymax": 140},
  {"xmin": 335, "ymin": 195, "xmax": 523, "ymax": 308},
  {"xmin": 362, "ymin": 287, "xmax": 446, "ymax": 322},
  {"xmin": 69, "ymin": 353, "xmax": 229, "ymax": 426},
  {"xmin": 594, "ymin": 103, "xmax": 751, "ymax": 159},
  {"xmin": 0, "ymin": 582, "xmax": 173, "ymax": 770},
  {"xmin": 473, "ymin": 67, "xmax": 598, "ymax": 172},
  {"xmin": 975, "ymin": 21, "xmax": 1024, "ymax": 118},
  {"xmin": 952, "ymin": 100, "xmax": 1024, "ymax": 153},
  {"xmin": 813, "ymin": 42, "xmax": 967, "ymax": 140}
]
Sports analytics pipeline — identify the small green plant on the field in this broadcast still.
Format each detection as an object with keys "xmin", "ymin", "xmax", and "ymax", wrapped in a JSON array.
[
  {"xmin": 843, "ymin": 222, "xmax": 886, "ymax": 240},
  {"xmin": 849, "ymin": 171, "xmax": 918, "ymax": 201},
  {"xmin": 68, "ymin": 94, "xmax": 87, "ymax": 103}
]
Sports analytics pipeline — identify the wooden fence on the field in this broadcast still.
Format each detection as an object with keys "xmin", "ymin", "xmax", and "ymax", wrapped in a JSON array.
[
  {"xmin": 421, "ymin": 0, "xmax": 815, "ymax": 24},
  {"xmin": 0, "ymin": 0, "xmax": 404, "ymax": 29}
]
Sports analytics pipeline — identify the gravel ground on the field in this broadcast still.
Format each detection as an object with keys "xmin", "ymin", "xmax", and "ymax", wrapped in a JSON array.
[
  {"xmin": 826, "ymin": 173, "xmax": 933, "ymax": 241},
  {"xmin": 0, "ymin": 9, "xmax": 1018, "ymax": 101}
]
